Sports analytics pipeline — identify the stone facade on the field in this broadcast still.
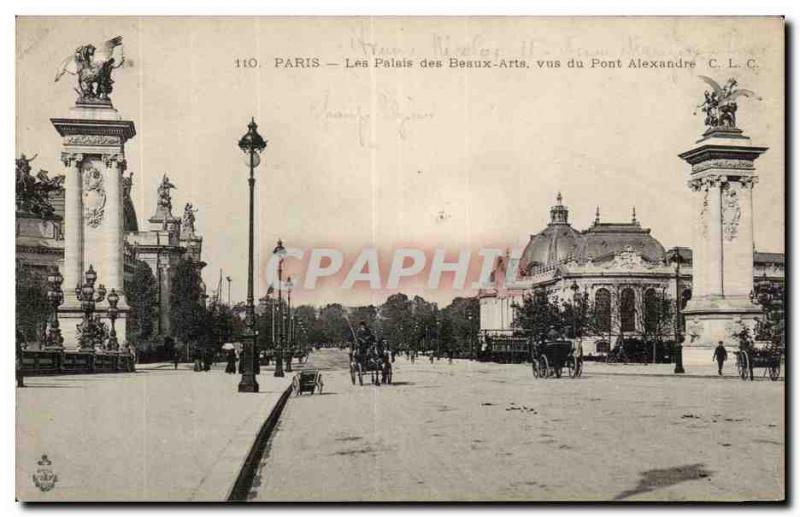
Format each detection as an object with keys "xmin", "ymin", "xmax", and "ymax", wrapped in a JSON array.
[{"xmin": 478, "ymin": 195, "xmax": 783, "ymax": 356}]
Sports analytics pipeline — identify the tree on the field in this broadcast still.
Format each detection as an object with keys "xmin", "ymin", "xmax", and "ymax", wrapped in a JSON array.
[
  {"xmin": 379, "ymin": 293, "xmax": 413, "ymax": 350},
  {"xmin": 125, "ymin": 260, "xmax": 158, "ymax": 349},
  {"xmin": 15, "ymin": 262, "xmax": 50, "ymax": 345},
  {"xmin": 443, "ymin": 296, "xmax": 480, "ymax": 354},
  {"xmin": 170, "ymin": 258, "xmax": 207, "ymax": 348},
  {"xmin": 511, "ymin": 289, "xmax": 564, "ymax": 344},
  {"xmin": 318, "ymin": 303, "xmax": 351, "ymax": 344},
  {"xmin": 639, "ymin": 288, "xmax": 674, "ymax": 342}
]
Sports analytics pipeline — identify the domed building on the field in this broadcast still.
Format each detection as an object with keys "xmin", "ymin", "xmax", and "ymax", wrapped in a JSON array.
[{"xmin": 478, "ymin": 193, "xmax": 784, "ymax": 355}]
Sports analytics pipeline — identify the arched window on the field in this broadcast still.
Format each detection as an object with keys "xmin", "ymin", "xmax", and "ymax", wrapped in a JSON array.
[
  {"xmin": 620, "ymin": 288, "xmax": 636, "ymax": 332},
  {"xmin": 595, "ymin": 288, "xmax": 611, "ymax": 333},
  {"xmin": 643, "ymin": 288, "xmax": 660, "ymax": 335}
]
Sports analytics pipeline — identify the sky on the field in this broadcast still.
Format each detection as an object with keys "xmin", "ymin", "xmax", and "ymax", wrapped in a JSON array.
[{"xmin": 16, "ymin": 16, "xmax": 785, "ymax": 306}]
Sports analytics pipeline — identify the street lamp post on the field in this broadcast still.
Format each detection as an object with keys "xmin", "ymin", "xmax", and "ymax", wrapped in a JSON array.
[
  {"xmin": 285, "ymin": 276, "xmax": 294, "ymax": 373},
  {"xmin": 668, "ymin": 248, "xmax": 686, "ymax": 374},
  {"xmin": 273, "ymin": 240, "xmax": 286, "ymax": 377},
  {"xmin": 467, "ymin": 312, "xmax": 473, "ymax": 360},
  {"xmin": 106, "ymin": 288, "xmax": 120, "ymax": 351},
  {"xmin": 237, "ymin": 117, "xmax": 267, "ymax": 393},
  {"xmin": 45, "ymin": 267, "xmax": 64, "ymax": 351},
  {"xmin": 75, "ymin": 265, "xmax": 107, "ymax": 352}
]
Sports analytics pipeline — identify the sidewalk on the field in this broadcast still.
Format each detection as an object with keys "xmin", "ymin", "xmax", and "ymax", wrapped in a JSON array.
[
  {"xmin": 583, "ymin": 358, "xmax": 783, "ymax": 380},
  {"xmin": 16, "ymin": 364, "xmax": 291, "ymax": 501}
]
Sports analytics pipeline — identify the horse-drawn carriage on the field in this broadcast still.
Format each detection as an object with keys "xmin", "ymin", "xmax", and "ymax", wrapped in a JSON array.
[
  {"xmin": 349, "ymin": 349, "xmax": 392, "ymax": 386},
  {"xmin": 735, "ymin": 346, "xmax": 783, "ymax": 381},
  {"xmin": 531, "ymin": 340, "xmax": 583, "ymax": 379},
  {"xmin": 292, "ymin": 369, "xmax": 324, "ymax": 395}
]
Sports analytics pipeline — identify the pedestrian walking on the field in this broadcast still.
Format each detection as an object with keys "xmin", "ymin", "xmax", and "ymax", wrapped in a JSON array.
[
  {"xmin": 173, "ymin": 349, "xmax": 180, "ymax": 370},
  {"xmin": 713, "ymin": 341, "xmax": 728, "ymax": 375},
  {"xmin": 225, "ymin": 349, "xmax": 236, "ymax": 374},
  {"xmin": 447, "ymin": 348, "xmax": 454, "ymax": 364},
  {"xmin": 16, "ymin": 341, "xmax": 24, "ymax": 388}
]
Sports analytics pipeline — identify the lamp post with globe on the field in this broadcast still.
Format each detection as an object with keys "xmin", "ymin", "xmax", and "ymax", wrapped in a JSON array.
[
  {"xmin": 75, "ymin": 265, "xmax": 107, "ymax": 352},
  {"xmin": 273, "ymin": 240, "xmax": 287, "ymax": 377},
  {"xmin": 285, "ymin": 276, "xmax": 294, "ymax": 373},
  {"xmin": 45, "ymin": 267, "xmax": 65, "ymax": 351},
  {"xmin": 237, "ymin": 117, "xmax": 267, "ymax": 393},
  {"xmin": 106, "ymin": 289, "xmax": 120, "ymax": 351}
]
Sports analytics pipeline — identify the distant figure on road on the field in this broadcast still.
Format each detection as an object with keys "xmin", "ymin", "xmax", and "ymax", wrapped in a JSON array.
[
  {"xmin": 713, "ymin": 341, "xmax": 728, "ymax": 375},
  {"xmin": 225, "ymin": 350, "xmax": 237, "ymax": 374},
  {"xmin": 16, "ymin": 339, "xmax": 24, "ymax": 388},
  {"xmin": 173, "ymin": 349, "xmax": 180, "ymax": 370},
  {"xmin": 447, "ymin": 348, "xmax": 454, "ymax": 364}
]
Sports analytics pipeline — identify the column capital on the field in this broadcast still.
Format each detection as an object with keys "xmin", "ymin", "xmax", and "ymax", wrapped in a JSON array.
[
  {"xmin": 103, "ymin": 153, "xmax": 126, "ymax": 170},
  {"xmin": 687, "ymin": 178, "xmax": 703, "ymax": 192},
  {"xmin": 701, "ymin": 174, "xmax": 724, "ymax": 189},
  {"xmin": 61, "ymin": 152, "xmax": 84, "ymax": 167},
  {"xmin": 740, "ymin": 176, "xmax": 759, "ymax": 189}
]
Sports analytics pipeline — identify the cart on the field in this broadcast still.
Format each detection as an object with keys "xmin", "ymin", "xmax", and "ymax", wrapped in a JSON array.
[
  {"xmin": 531, "ymin": 340, "xmax": 583, "ymax": 379},
  {"xmin": 735, "ymin": 347, "xmax": 783, "ymax": 381},
  {"xmin": 292, "ymin": 369, "xmax": 324, "ymax": 395},
  {"xmin": 349, "ymin": 350, "xmax": 392, "ymax": 386}
]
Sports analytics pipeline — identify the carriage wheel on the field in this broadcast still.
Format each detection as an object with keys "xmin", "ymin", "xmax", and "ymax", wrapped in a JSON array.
[
  {"xmin": 738, "ymin": 352, "xmax": 749, "ymax": 381},
  {"xmin": 769, "ymin": 364, "xmax": 780, "ymax": 381},
  {"xmin": 539, "ymin": 355, "xmax": 550, "ymax": 378},
  {"xmin": 532, "ymin": 359, "xmax": 540, "ymax": 378}
]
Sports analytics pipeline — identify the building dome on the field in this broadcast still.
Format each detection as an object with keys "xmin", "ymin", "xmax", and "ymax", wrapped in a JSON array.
[
  {"xmin": 582, "ymin": 208, "xmax": 666, "ymax": 263},
  {"xmin": 582, "ymin": 225, "xmax": 666, "ymax": 263},
  {"xmin": 519, "ymin": 193, "xmax": 585, "ymax": 274},
  {"xmin": 518, "ymin": 199, "xmax": 667, "ymax": 276}
]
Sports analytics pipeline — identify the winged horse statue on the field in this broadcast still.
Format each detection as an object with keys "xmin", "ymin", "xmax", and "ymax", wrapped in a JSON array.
[
  {"xmin": 696, "ymin": 76, "xmax": 761, "ymax": 129},
  {"xmin": 54, "ymin": 36, "xmax": 126, "ymax": 102}
]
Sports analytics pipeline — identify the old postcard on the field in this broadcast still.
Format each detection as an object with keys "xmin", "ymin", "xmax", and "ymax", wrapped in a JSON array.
[{"xmin": 15, "ymin": 16, "xmax": 784, "ymax": 502}]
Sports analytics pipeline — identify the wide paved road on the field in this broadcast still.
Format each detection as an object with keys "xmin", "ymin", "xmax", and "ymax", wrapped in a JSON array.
[{"xmin": 249, "ymin": 349, "xmax": 783, "ymax": 502}]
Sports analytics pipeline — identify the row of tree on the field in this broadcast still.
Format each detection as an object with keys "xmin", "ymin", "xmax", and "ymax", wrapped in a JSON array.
[
  {"xmin": 511, "ymin": 287, "xmax": 676, "ymax": 345},
  {"xmin": 255, "ymin": 293, "xmax": 481, "ymax": 356}
]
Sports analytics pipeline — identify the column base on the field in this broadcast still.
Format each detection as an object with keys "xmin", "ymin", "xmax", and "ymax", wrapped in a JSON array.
[
  {"xmin": 683, "ymin": 299, "xmax": 762, "ymax": 349},
  {"xmin": 238, "ymin": 374, "xmax": 260, "ymax": 393}
]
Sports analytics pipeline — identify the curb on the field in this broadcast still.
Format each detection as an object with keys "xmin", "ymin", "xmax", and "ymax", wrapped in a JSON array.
[{"xmin": 227, "ymin": 382, "xmax": 294, "ymax": 501}]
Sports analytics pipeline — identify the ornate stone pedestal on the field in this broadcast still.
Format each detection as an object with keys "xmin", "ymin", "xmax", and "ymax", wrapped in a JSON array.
[
  {"xmin": 52, "ymin": 103, "xmax": 136, "ymax": 350},
  {"xmin": 678, "ymin": 126, "xmax": 767, "ymax": 363}
]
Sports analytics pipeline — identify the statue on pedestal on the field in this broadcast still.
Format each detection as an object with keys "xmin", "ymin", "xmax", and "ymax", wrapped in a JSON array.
[
  {"xmin": 182, "ymin": 203, "xmax": 199, "ymax": 238},
  {"xmin": 16, "ymin": 153, "xmax": 64, "ymax": 218},
  {"xmin": 54, "ymin": 36, "xmax": 125, "ymax": 103},
  {"xmin": 697, "ymin": 76, "xmax": 760, "ymax": 130},
  {"xmin": 157, "ymin": 174, "xmax": 177, "ymax": 215}
]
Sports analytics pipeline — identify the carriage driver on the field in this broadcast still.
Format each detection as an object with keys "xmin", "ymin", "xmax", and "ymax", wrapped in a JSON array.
[{"xmin": 355, "ymin": 321, "xmax": 376, "ymax": 361}]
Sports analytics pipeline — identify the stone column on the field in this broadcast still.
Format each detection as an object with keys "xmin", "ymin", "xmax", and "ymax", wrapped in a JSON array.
[
  {"xmin": 61, "ymin": 152, "xmax": 84, "ymax": 297},
  {"xmin": 104, "ymin": 154, "xmax": 125, "ymax": 299},
  {"xmin": 723, "ymin": 177, "xmax": 757, "ymax": 299},
  {"xmin": 688, "ymin": 179, "xmax": 705, "ymax": 299},
  {"xmin": 705, "ymin": 175, "xmax": 724, "ymax": 297},
  {"xmin": 678, "ymin": 125, "xmax": 767, "ymax": 360}
]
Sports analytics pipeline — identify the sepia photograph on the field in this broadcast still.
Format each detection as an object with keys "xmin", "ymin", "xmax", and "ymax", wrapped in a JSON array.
[{"xmin": 13, "ymin": 14, "xmax": 785, "ymax": 503}]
